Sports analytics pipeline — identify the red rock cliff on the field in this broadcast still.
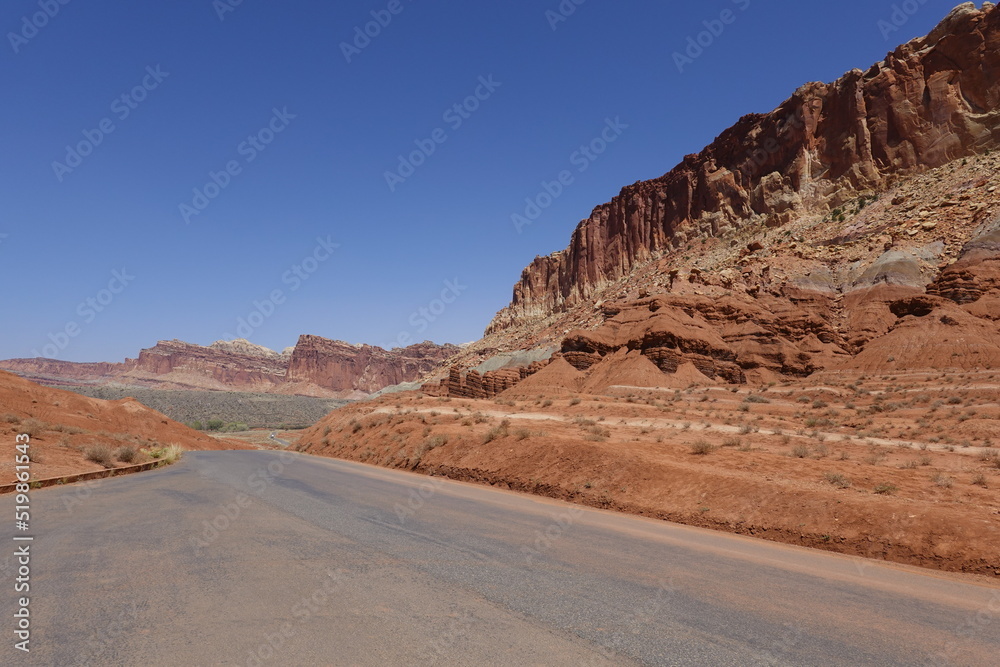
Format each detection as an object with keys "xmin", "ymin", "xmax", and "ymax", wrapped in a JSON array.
[
  {"xmin": 488, "ymin": 3, "xmax": 1000, "ymax": 333},
  {"xmin": 0, "ymin": 337, "xmax": 459, "ymax": 396},
  {"xmin": 285, "ymin": 336, "xmax": 459, "ymax": 393}
]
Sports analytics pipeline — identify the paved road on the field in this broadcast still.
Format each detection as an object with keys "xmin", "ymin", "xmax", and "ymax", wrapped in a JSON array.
[{"xmin": 3, "ymin": 451, "xmax": 999, "ymax": 666}]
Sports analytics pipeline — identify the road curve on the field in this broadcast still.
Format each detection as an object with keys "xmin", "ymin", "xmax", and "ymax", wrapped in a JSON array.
[{"xmin": 3, "ymin": 450, "xmax": 998, "ymax": 666}]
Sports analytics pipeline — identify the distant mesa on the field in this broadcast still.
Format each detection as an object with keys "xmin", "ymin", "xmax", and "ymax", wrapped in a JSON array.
[{"xmin": 0, "ymin": 336, "xmax": 459, "ymax": 398}]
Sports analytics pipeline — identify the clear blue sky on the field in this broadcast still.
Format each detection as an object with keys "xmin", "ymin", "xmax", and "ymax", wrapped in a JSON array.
[{"xmin": 0, "ymin": 0, "xmax": 967, "ymax": 361}]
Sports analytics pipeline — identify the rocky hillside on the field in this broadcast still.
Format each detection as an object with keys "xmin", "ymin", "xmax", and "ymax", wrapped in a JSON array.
[
  {"xmin": 489, "ymin": 2, "xmax": 1000, "ymax": 335},
  {"xmin": 0, "ymin": 336, "xmax": 459, "ymax": 398},
  {"xmin": 0, "ymin": 370, "xmax": 246, "ymax": 480},
  {"xmin": 436, "ymin": 3, "xmax": 1000, "ymax": 391}
]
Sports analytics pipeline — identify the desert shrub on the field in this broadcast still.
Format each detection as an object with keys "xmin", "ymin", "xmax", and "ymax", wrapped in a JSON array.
[
  {"xmin": 218, "ymin": 422, "xmax": 249, "ymax": 432},
  {"xmin": 932, "ymin": 474, "xmax": 953, "ymax": 488},
  {"xmin": 482, "ymin": 420, "xmax": 510, "ymax": 444},
  {"xmin": 978, "ymin": 450, "xmax": 999, "ymax": 465},
  {"xmin": 206, "ymin": 419, "xmax": 225, "ymax": 431},
  {"xmin": 85, "ymin": 444, "xmax": 115, "ymax": 468},
  {"xmin": 690, "ymin": 440, "xmax": 715, "ymax": 455},
  {"xmin": 789, "ymin": 444, "xmax": 810, "ymax": 459},
  {"xmin": 569, "ymin": 397, "xmax": 581, "ymax": 406},
  {"xmin": 115, "ymin": 445, "xmax": 139, "ymax": 463},
  {"xmin": 824, "ymin": 473, "xmax": 851, "ymax": 488},
  {"xmin": 2, "ymin": 413, "xmax": 20, "ymax": 424},
  {"xmin": 971, "ymin": 473, "xmax": 988, "ymax": 488},
  {"xmin": 426, "ymin": 435, "xmax": 448, "ymax": 449},
  {"xmin": 145, "ymin": 444, "xmax": 184, "ymax": 464},
  {"xmin": 20, "ymin": 418, "xmax": 46, "ymax": 437},
  {"xmin": 188, "ymin": 421, "xmax": 205, "ymax": 431},
  {"xmin": 721, "ymin": 437, "xmax": 742, "ymax": 448},
  {"xmin": 744, "ymin": 395, "xmax": 770, "ymax": 404},
  {"xmin": 873, "ymin": 483, "xmax": 898, "ymax": 495}
]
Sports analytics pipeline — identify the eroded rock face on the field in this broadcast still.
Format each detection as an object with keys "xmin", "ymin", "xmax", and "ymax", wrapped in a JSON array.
[
  {"xmin": 489, "ymin": 3, "xmax": 1000, "ymax": 333},
  {"xmin": 0, "ymin": 337, "xmax": 459, "ymax": 397},
  {"xmin": 285, "ymin": 336, "xmax": 458, "ymax": 394},
  {"xmin": 132, "ymin": 339, "xmax": 290, "ymax": 391},
  {"xmin": 928, "ymin": 216, "xmax": 1000, "ymax": 304},
  {"xmin": 422, "ymin": 362, "xmax": 549, "ymax": 399},
  {"xmin": 560, "ymin": 294, "xmax": 852, "ymax": 383}
]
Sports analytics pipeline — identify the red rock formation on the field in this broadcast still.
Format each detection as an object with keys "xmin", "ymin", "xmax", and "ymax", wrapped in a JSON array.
[
  {"xmin": 132, "ymin": 339, "xmax": 289, "ymax": 391},
  {"xmin": 285, "ymin": 336, "xmax": 458, "ymax": 394},
  {"xmin": 489, "ymin": 3, "xmax": 1000, "ymax": 333},
  {"xmin": 0, "ymin": 337, "xmax": 459, "ymax": 397},
  {"xmin": 424, "ymin": 361, "xmax": 549, "ymax": 399}
]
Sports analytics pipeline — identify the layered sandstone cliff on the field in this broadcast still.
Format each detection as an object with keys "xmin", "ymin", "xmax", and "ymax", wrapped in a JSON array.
[
  {"xmin": 285, "ymin": 336, "xmax": 458, "ymax": 394},
  {"xmin": 0, "ymin": 337, "xmax": 459, "ymax": 398},
  {"xmin": 489, "ymin": 3, "xmax": 1000, "ymax": 333}
]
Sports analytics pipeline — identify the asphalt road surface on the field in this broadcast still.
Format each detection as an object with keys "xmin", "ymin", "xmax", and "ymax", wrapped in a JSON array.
[{"xmin": 3, "ymin": 450, "xmax": 999, "ymax": 666}]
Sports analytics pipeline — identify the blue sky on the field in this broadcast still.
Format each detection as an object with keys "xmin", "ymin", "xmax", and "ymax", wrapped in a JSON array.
[{"xmin": 0, "ymin": 0, "xmax": 968, "ymax": 361}]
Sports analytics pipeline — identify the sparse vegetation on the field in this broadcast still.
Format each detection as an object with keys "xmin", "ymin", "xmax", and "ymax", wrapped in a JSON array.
[
  {"xmin": 824, "ymin": 473, "xmax": 851, "ymax": 489},
  {"xmin": 85, "ymin": 444, "xmax": 116, "ymax": 469},
  {"xmin": 690, "ymin": 440, "xmax": 715, "ymax": 455},
  {"xmin": 115, "ymin": 445, "xmax": 139, "ymax": 463},
  {"xmin": 483, "ymin": 420, "xmax": 511, "ymax": 443},
  {"xmin": 789, "ymin": 444, "xmax": 810, "ymax": 459}
]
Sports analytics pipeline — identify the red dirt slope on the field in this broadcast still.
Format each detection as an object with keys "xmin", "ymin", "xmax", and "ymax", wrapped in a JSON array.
[{"xmin": 0, "ymin": 370, "xmax": 246, "ymax": 481}]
